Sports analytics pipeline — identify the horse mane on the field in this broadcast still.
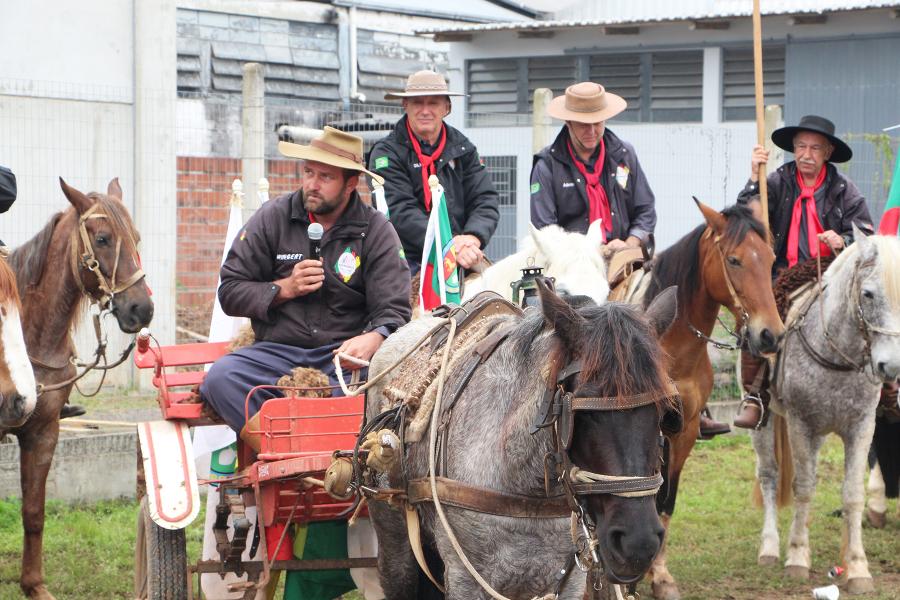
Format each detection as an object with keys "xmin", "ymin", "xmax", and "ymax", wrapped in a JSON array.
[
  {"xmin": 0, "ymin": 258, "xmax": 22, "ymax": 310},
  {"xmin": 643, "ymin": 203, "xmax": 767, "ymax": 310}
]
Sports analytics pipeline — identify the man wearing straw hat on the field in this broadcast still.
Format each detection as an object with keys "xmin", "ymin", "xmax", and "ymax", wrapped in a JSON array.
[
  {"xmin": 733, "ymin": 115, "xmax": 874, "ymax": 429},
  {"xmin": 369, "ymin": 70, "xmax": 499, "ymax": 272},
  {"xmin": 201, "ymin": 127, "xmax": 411, "ymax": 432},
  {"xmin": 530, "ymin": 82, "xmax": 657, "ymax": 253}
]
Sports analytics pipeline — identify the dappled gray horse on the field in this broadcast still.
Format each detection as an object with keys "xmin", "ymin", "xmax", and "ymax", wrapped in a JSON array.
[
  {"xmin": 751, "ymin": 230, "xmax": 900, "ymax": 594},
  {"xmin": 366, "ymin": 284, "xmax": 681, "ymax": 599}
]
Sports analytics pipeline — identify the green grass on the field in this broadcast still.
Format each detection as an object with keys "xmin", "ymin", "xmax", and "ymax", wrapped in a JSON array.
[{"xmin": 1, "ymin": 435, "xmax": 898, "ymax": 599}]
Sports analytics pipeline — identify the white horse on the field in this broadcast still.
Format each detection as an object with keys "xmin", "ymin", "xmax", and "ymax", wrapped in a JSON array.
[
  {"xmin": 463, "ymin": 221, "xmax": 609, "ymax": 304},
  {"xmin": 750, "ymin": 231, "xmax": 900, "ymax": 594}
]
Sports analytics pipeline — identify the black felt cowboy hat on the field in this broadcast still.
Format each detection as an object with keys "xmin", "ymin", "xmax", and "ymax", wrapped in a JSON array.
[{"xmin": 771, "ymin": 115, "xmax": 853, "ymax": 163}]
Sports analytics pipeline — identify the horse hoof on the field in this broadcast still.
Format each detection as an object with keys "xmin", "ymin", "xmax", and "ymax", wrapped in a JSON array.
[
  {"xmin": 846, "ymin": 577, "xmax": 875, "ymax": 595},
  {"xmin": 866, "ymin": 508, "xmax": 886, "ymax": 529},
  {"xmin": 784, "ymin": 565, "xmax": 809, "ymax": 580},
  {"xmin": 26, "ymin": 585, "xmax": 56, "ymax": 600},
  {"xmin": 758, "ymin": 554, "xmax": 779, "ymax": 567},
  {"xmin": 651, "ymin": 581, "xmax": 681, "ymax": 600}
]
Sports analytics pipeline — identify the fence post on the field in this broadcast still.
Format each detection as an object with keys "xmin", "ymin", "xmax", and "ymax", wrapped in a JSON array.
[
  {"xmin": 764, "ymin": 104, "xmax": 784, "ymax": 172},
  {"xmin": 242, "ymin": 63, "xmax": 265, "ymax": 220},
  {"xmin": 532, "ymin": 88, "xmax": 553, "ymax": 154}
]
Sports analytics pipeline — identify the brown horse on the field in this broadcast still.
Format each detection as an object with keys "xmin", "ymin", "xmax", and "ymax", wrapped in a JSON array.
[
  {"xmin": 0, "ymin": 256, "xmax": 37, "ymax": 428},
  {"xmin": 637, "ymin": 200, "xmax": 784, "ymax": 600},
  {"xmin": 4, "ymin": 178, "xmax": 153, "ymax": 600}
]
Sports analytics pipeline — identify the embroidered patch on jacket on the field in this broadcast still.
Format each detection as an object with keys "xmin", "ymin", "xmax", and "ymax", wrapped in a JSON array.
[
  {"xmin": 239, "ymin": 229, "xmax": 247, "ymax": 241},
  {"xmin": 374, "ymin": 156, "xmax": 389, "ymax": 170},
  {"xmin": 530, "ymin": 182, "xmax": 541, "ymax": 194},
  {"xmin": 398, "ymin": 246, "xmax": 406, "ymax": 259},
  {"xmin": 616, "ymin": 164, "xmax": 630, "ymax": 190},
  {"xmin": 335, "ymin": 247, "xmax": 361, "ymax": 282}
]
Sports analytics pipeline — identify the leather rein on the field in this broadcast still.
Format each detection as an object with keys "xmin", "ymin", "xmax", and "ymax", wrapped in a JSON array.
[{"xmin": 31, "ymin": 203, "xmax": 145, "ymax": 395}]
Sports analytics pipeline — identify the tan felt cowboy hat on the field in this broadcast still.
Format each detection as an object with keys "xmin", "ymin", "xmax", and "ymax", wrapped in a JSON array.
[
  {"xmin": 548, "ymin": 82, "xmax": 627, "ymax": 124},
  {"xmin": 278, "ymin": 127, "xmax": 384, "ymax": 184},
  {"xmin": 384, "ymin": 70, "xmax": 466, "ymax": 100}
]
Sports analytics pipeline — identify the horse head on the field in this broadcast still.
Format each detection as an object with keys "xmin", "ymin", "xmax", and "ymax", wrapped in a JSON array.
[
  {"xmin": 528, "ymin": 223, "xmax": 609, "ymax": 303},
  {"xmin": 0, "ymin": 258, "xmax": 36, "ymax": 429},
  {"xmin": 695, "ymin": 198, "xmax": 784, "ymax": 355},
  {"xmin": 829, "ymin": 228, "xmax": 900, "ymax": 382},
  {"xmin": 537, "ymin": 280, "xmax": 678, "ymax": 584},
  {"xmin": 59, "ymin": 178, "xmax": 153, "ymax": 333}
]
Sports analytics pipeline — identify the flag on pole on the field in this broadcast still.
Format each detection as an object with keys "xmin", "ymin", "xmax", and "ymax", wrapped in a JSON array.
[
  {"xmin": 206, "ymin": 178, "xmax": 247, "ymax": 348},
  {"xmin": 372, "ymin": 179, "xmax": 389, "ymax": 217},
  {"xmin": 877, "ymin": 150, "xmax": 900, "ymax": 236},
  {"xmin": 257, "ymin": 177, "xmax": 270, "ymax": 206},
  {"xmin": 419, "ymin": 175, "xmax": 460, "ymax": 312}
]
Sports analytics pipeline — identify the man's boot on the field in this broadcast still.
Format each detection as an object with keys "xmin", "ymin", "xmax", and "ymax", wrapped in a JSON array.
[
  {"xmin": 698, "ymin": 407, "xmax": 731, "ymax": 439},
  {"xmin": 734, "ymin": 350, "xmax": 768, "ymax": 430}
]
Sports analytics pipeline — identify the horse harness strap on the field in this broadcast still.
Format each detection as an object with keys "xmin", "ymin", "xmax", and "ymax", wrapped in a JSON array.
[{"xmin": 407, "ymin": 476, "xmax": 571, "ymax": 518}]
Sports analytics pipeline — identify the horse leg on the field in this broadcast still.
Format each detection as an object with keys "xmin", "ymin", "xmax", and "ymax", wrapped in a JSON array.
[
  {"xmin": 784, "ymin": 424, "xmax": 822, "ymax": 580},
  {"xmin": 865, "ymin": 460, "xmax": 887, "ymax": 529},
  {"xmin": 841, "ymin": 426, "xmax": 875, "ymax": 594},
  {"xmin": 367, "ymin": 500, "xmax": 424, "ymax": 599},
  {"xmin": 750, "ymin": 421, "xmax": 780, "ymax": 565},
  {"xmin": 17, "ymin": 422, "xmax": 60, "ymax": 600}
]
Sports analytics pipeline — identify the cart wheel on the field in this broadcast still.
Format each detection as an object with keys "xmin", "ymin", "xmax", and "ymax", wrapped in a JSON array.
[{"xmin": 135, "ymin": 495, "xmax": 189, "ymax": 600}]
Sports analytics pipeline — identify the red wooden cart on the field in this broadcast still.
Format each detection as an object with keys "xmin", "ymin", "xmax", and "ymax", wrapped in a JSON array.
[{"xmin": 132, "ymin": 330, "xmax": 375, "ymax": 600}]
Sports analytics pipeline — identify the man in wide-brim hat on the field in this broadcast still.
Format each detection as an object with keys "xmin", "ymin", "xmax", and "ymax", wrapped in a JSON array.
[
  {"xmin": 201, "ymin": 126, "xmax": 411, "ymax": 433},
  {"xmin": 733, "ymin": 115, "xmax": 874, "ymax": 429},
  {"xmin": 369, "ymin": 70, "xmax": 499, "ymax": 283},
  {"xmin": 530, "ymin": 81, "xmax": 657, "ymax": 253}
]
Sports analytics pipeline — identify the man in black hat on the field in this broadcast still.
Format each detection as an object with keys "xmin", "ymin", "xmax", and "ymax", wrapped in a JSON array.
[{"xmin": 733, "ymin": 115, "xmax": 874, "ymax": 429}]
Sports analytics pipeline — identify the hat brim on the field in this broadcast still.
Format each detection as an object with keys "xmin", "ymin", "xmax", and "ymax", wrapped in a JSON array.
[
  {"xmin": 771, "ymin": 126, "xmax": 853, "ymax": 163},
  {"xmin": 278, "ymin": 141, "xmax": 384, "ymax": 185},
  {"xmin": 384, "ymin": 90, "xmax": 467, "ymax": 100},
  {"xmin": 547, "ymin": 92, "xmax": 627, "ymax": 123}
]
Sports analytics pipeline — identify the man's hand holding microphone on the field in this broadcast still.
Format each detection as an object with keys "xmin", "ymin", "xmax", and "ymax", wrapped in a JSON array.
[{"xmin": 273, "ymin": 223, "xmax": 325, "ymax": 303}]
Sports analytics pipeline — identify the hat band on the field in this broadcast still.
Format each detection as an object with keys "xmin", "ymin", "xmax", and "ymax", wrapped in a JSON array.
[
  {"xmin": 310, "ymin": 139, "xmax": 361, "ymax": 165},
  {"xmin": 406, "ymin": 85, "xmax": 449, "ymax": 92},
  {"xmin": 566, "ymin": 99, "xmax": 608, "ymax": 114}
]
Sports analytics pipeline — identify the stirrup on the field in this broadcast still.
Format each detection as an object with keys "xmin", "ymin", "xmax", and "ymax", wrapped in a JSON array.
[{"xmin": 738, "ymin": 394, "xmax": 766, "ymax": 430}]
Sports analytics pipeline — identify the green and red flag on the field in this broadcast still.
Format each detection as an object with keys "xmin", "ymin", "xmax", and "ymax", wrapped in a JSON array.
[
  {"xmin": 419, "ymin": 176, "xmax": 460, "ymax": 311},
  {"xmin": 877, "ymin": 149, "xmax": 900, "ymax": 236}
]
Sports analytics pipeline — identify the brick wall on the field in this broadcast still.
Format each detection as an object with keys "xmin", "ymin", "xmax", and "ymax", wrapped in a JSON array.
[{"xmin": 176, "ymin": 155, "xmax": 371, "ymax": 339}]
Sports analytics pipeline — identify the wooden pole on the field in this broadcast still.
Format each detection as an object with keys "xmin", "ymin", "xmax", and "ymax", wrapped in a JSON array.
[{"xmin": 752, "ymin": 0, "xmax": 769, "ymax": 229}]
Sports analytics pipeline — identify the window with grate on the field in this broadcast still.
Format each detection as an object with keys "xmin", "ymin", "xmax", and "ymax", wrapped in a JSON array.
[
  {"xmin": 527, "ymin": 56, "xmax": 577, "ymax": 109},
  {"xmin": 650, "ymin": 50, "xmax": 703, "ymax": 122},
  {"xmin": 589, "ymin": 53, "xmax": 642, "ymax": 122},
  {"xmin": 722, "ymin": 45, "xmax": 785, "ymax": 121},
  {"xmin": 467, "ymin": 58, "xmax": 520, "ymax": 114}
]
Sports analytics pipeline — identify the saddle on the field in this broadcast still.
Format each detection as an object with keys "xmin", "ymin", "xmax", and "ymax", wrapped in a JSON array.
[{"xmin": 607, "ymin": 244, "xmax": 653, "ymax": 303}]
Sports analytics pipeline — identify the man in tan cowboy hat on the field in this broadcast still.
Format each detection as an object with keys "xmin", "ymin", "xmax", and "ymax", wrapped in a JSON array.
[
  {"xmin": 530, "ymin": 81, "xmax": 657, "ymax": 253},
  {"xmin": 201, "ymin": 126, "xmax": 411, "ymax": 432},
  {"xmin": 733, "ymin": 115, "xmax": 874, "ymax": 429},
  {"xmin": 369, "ymin": 70, "xmax": 499, "ymax": 273}
]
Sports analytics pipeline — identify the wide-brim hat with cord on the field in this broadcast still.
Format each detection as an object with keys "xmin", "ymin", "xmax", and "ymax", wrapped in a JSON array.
[
  {"xmin": 548, "ymin": 82, "xmax": 627, "ymax": 124},
  {"xmin": 771, "ymin": 115, "xmax": 853, "ymax": 163},
  {"xmin": 277, "ymin": 126, "xmax": 384, "ymax": 184},
  {"xmin": 384, "ymin": 70, "xmax": 466, "ymax": 100}
]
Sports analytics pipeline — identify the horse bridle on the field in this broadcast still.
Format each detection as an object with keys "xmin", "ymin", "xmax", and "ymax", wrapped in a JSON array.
[
  {"xmin": 533, "ymin": 358, "xmax": 677, "ymax": 582},
  {"xmin": 70, "ymin": 203, "xmax": 146, "ymax": 310}
]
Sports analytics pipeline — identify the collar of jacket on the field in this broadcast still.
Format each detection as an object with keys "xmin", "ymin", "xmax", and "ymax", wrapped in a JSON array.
[
  {"xmin": 392, "ymin": 114, "xmax": 472, "ymax": 162},
  {"xmin": 547, "ymin": 126, "xmax": 626, "ymax": 168},
  {"xmin": 776, "ymin": 161, "xmax": 845, "ymax": 198},
  {"xmin": 289, "ymin": 189, "xmax": 368, "ymax": 227}
]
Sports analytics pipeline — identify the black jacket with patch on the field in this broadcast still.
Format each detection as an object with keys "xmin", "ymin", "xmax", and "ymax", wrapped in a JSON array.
[
  {"xmin": 218, "ymin": 190, "xmax": 411, "ymax": 348},
  {"xmin": 368, "ymin": 115, "xmax": 500, "ymax": 264}
]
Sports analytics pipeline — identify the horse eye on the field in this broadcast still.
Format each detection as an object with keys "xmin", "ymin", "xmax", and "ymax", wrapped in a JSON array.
[
  {"xmin": 727, "ymin": 256, "xmax": 741, "ymax": 267},
  {"xmin": 95, "ymin": 234, "xmax": 110, "ymax": 247},
  {"xmin": 862, "ymin": 289, "xmax": 874, "ymax": 300}
]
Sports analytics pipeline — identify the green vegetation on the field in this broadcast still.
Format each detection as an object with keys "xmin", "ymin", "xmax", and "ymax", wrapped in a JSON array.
[{"xmin": 1, "ymin": 435, "xmax": 897, "ymax": 599}]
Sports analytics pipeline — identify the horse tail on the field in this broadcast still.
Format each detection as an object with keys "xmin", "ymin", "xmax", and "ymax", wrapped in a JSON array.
[
  {"xmin": 772, "ymin": 413, "xmax": 794, "ymax": 508},
  {"xmin": 873, "ymin": 415, "xmax": 900, "ymax": 498}
]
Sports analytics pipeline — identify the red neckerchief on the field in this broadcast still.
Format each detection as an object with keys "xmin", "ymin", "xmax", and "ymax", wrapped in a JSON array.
[
  {"xmin": 786, "ymin": 165, "xmax": 830, "ymax": 267},
  {"xmin": 406, "ymin": 119, "xmax": 447, "ymax": 212},
  {"xmin": 308, "ymin": 212, "xmax": 317, "ymax": 223},
  {"xmin": 566, "ymin": 139, "xmax": 612, "ymax": 242}
]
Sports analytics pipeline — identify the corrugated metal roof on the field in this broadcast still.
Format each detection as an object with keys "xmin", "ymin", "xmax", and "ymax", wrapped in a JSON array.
[
  {"xmin": 334, "ymin": 0, "xmax": 538, "ymax": 22},
  {"xmin": 418, "ymin": 0, "xmax": 900, "ymax": 34}
]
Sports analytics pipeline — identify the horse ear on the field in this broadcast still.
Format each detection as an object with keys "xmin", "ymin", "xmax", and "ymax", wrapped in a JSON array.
[
  {"xmin": 644, "ymin": 286, "xmax": 678, "ymax": 338},
  {"xmin": 586, "ymin": 219, "xmax": 604, "ymax": 249},
  {"xmin": 537, "ymin": 277, "xmax": 585, "ymax": 349},
  {"xmin": 107, "ymin": 177, "xmax": 123, "ymax": 200},
  {"xmin": 693, "ymin": 197, "xmax": 726, "ymax": 234},
  {"xmin": 851, "ymin": 223, "xmax": 875, "ymax": 259},
  {"xmin": 59, "ymin": 177, "xmax": 94, "ymax": 214}
]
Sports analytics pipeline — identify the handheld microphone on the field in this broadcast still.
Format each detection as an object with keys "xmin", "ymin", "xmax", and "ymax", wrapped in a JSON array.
[{"xmin": 308, "ymin": 222, "xmax": 324, "ymax": 263}]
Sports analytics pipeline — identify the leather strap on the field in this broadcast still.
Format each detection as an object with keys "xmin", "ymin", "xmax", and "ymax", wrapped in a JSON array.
[
  {"xmin": 408, "ymin": 477, "xmax": 571, "ymax": 519},
  {"xmin": 569, "ymin": 472, "xmax": 663, "ymax": 496},
  {"xmin": 429, "ymin": 292, "xmax": 520, "ymax": 351},
  {"xmin": 405, "ymin": 505, "xmax": 445, "ymax": 592}
]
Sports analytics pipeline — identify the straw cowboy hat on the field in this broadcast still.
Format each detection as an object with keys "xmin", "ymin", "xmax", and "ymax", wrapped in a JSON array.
[
  {"xmin": 771, "ymin": 115, "xmax": 853, "ymax": 163},
  {"xmin": 277, "ymin": 126, "xmax": 384, "ymax": 184},
  {"xmin": 384, "ymin": 70, "xmax": 466, "ymax": 100},
  {"xmin": 548, "ymin": 82, "xmax": 627, "ymax": 124}
]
